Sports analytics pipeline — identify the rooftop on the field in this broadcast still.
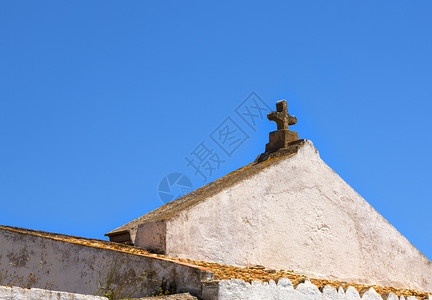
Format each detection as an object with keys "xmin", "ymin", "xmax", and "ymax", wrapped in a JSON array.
[{"xmin": 106, "ymin": 139, "xmax": 307, "ymax": 238}]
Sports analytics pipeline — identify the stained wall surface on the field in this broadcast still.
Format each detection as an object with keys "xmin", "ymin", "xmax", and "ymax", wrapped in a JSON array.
[{"xmin": 0, "ymin": 228, "xmax": 213, "ymax": 298}]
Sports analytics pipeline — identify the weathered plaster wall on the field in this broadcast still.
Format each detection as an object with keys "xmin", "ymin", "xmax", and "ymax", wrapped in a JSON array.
[
  {"xmin": 0, "ymin": 228, "xmax": 213, "ymax": 298},
  {"xmin": 143, "ymin": 140, "xmax": 432, "ymax": 292},
  {"xmin": 135, "ymin": 221, "xmax": 167, "ymax": 254},
  {"xmin": 202, "ymin": 278, "xmax": 431, "ymax": 300},
  {"xmin": 0, "ymin": 285, "xmax": 107, "ymax": 300}
]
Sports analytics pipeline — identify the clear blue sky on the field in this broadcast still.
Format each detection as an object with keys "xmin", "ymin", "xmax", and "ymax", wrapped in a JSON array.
[{"xmin": 1, "ymin": 1, "xmax": 431, "ymax": 259}]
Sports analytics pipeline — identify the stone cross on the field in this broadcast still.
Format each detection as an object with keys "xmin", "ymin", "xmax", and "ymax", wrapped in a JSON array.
[
  {"xmin": 265, "ymin": 99, "xmax": 299, "ymax": 153},
  {"xmin": 267, "ymin": 100, "xmax": 297, "ymax": 130}
]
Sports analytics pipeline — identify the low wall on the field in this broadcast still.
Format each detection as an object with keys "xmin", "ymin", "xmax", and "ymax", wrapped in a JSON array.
[
  {"xmin": 0, "ymin": 285, "xmax": 107, "ymax": 300},
  {"xmin": 202, "ymin": 278, "xmax": 432, "ymax": 300},
  {"xmin": 0, "ymin": 227, "xmax": 213, "ymax": 298}
]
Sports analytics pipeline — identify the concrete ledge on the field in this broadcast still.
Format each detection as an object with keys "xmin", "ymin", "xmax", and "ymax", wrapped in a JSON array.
[
  {"xmin": 202, "ymin": 278, "xmax": 432, "ymax": 300},
  {"xmin": 0, "ymin": 285, "xmax": 107, "ymax": 300}
]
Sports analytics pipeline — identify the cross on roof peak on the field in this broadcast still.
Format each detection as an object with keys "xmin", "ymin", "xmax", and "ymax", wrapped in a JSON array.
[
  {"xmin": 267, "ymin": 99, "xmax": 297, "ymax": 131},
  {"xmin": 263, "ymin": 99, "xmax": 299, "ymax": 154}
]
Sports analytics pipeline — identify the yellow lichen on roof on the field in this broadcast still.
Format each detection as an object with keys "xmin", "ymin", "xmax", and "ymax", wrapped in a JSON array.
[
  {"xmin": 106, "ymin": 140, "xmax": 306, "ymax": 237},
  {"xmin": 1, "ymin": 225, "xmax": 430, "ymax": 298}
]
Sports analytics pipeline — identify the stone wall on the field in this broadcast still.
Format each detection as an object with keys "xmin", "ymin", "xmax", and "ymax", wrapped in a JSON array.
[
  {"xmin": 202, "ymin": 278, "xmax": 432, "ymax": 300},
  {"xmin": 0, "ymin": 285, "xmax": 107, "ymax": 300},
  {"xmin": 0, "ymin": 228, "xmax": 213, "ymax": 298}
]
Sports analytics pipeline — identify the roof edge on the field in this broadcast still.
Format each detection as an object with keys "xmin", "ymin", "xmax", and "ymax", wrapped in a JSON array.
[{"xmin": 106, "ymin": 139, "xmax": 312, "ymax": 236}]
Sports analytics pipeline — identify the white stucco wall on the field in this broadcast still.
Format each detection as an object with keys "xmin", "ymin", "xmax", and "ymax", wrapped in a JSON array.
[
  {"xmin": 202, "ymin": 278, "xmax": 430, "ymax": 300},
  {"xmin": 0, "ymin": 285, "xmax": 107, "ymax": 300},
  {"xmin": 156, "ymin": 140, "xmax": 432, "ymax": 292}
]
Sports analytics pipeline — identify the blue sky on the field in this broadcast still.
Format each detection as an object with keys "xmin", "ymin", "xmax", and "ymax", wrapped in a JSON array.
[{"xmin": 1, "ymin": 1, "xmax": 431, "ymax": 260}]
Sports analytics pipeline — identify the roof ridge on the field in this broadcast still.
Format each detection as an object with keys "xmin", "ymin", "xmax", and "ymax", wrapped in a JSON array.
[{"xmin": 106, "ymin": 139, "xmax": 308, "ymax": 236}]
